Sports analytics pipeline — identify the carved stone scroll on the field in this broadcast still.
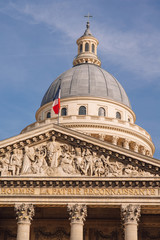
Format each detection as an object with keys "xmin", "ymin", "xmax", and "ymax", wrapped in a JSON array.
[
  {"xmin": 15, "ymin": 203, "xmax": 34, "ymax": 223},
  {"xmin": 67, "ymin": 204, "xmax": 87, "ymax": 223},
  {"xmin": 121, "ymin": 204, "xmax": 141, "ymax": 224}
]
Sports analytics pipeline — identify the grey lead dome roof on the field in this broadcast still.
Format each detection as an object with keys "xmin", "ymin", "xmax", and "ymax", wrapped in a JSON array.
[{"xmin": 41, "ymin": 64, "xmax": 131, "ymax": 108}]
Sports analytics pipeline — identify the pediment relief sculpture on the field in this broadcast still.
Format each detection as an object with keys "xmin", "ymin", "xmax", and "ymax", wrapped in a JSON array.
[{"xmin": 0, "ymin": 136, "xmax": 157, "ymax": 177}]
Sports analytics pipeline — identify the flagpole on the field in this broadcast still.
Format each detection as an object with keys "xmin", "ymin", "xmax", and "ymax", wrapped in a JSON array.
[
  {"xmin": 57, "ymin": 79, "xmax": 61, "ymax": 125},
  {"xmin": 58, "ymin": 109, "xmax": 60, "ymax": 125},
  {"xmin": 52, "ymin": 79, "xmax": 61, "ymax": 125}
]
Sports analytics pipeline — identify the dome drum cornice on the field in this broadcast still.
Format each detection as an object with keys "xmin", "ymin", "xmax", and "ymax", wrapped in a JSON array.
[
  {"xmin": 60, "ymin": 122, "xmax": 155, "ymax": 156},
  {"xmin": 21, "ymin": 114, "xmax": 155, "ymax": 157},
  {"xmin": 32, "ymin": 115, "xmax": 148, "ymax": 140}
]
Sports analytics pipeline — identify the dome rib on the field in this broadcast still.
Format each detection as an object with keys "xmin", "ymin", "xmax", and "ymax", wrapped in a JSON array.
[
  {"xmin": 69, "ymin": 67, "xmax": 77, "ymax": 94},
  {"xmin": 97, "ymin": 66, "xmax": 109, "ymax": 96},
  {"xmin": 111, "ymin": 73, "xmax": 123, "ymax": 103}
]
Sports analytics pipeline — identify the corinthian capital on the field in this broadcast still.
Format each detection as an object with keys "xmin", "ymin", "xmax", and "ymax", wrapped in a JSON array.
[
  {"xmin": 121, "ymin": 204, "xmax": 141, "ymax": 224},
  {"xmin": 15, "ymin": 203, "xmax": 34, "ymax": 223},
  {"xmin": 67, "ymin": 204, "xmax": 87, "ymax": 223}
]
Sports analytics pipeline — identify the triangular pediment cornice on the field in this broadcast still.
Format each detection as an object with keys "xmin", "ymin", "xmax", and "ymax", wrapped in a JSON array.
[{"xmin": 0, "ymin": 123, "xmax": 160, "ymax": 176}]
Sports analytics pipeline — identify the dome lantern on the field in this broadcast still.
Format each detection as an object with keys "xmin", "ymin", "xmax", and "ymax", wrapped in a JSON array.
[{"xmin": 73, "ymin": 19, "xmax": 101, "ymax": 66}]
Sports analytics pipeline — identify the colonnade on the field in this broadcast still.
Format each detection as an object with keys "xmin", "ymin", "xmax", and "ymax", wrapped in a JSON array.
[
  {"xmin": 14, "ymin": 203, "xmax": 141, "ymax": 240},
  {"xmin": 99, "ymin": 134, "xmax": 151, "ymax": 156}
]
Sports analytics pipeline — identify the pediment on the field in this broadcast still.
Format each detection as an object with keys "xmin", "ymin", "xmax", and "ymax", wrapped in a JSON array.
[{"xmin": 0, "ymin": 123, "xmax": 160, "ymax": 178}]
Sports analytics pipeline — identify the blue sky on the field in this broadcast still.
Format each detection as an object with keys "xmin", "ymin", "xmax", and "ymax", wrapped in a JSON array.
[{"xmin": 0, "ymin": 0, "xmax": 160, "ymax": 159}]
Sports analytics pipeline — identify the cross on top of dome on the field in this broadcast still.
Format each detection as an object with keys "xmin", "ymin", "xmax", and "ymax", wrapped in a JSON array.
[
  {"xmin": 73, "ymin": 16, "xmax": 101, "ymax": 66},
  {"xmin": 84, "ymin": 13, "xmax": 93, "ymax": 22},
  {"xmin": 83, "ymin": 13, "xmax": 93, "ymax": 36}
]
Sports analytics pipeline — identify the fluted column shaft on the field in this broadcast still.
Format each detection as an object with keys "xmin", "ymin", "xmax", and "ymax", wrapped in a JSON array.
[
  {"xmin": 112, "ymin": 136, "xmax": 119, "ymax": 145},
  {"xmin": 68, "ymin": 204, "xmax": 87, "ymax": 240},
  {"xmin": 133, "ymin": 143, "xmax": 139, "ymax": 153},
  {"xmin": 124, "ymin": 139, "xmax": 130, "ymax": 149},
  {"xmin": 15, "ymin": 203, "xmax": 34, "ymax": 240},
  {"xmin": 121, "ymin": 204, "xmax": 141, "ymax": 240}
]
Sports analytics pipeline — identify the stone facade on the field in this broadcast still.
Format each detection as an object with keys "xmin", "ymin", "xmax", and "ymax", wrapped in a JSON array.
[
  {"xmin": 0, "ymin": 21, "xmax": 159, "ymax": 240},
  {"xmin": 0, "ymin": 126, "xmax": 160, "ymax": 240},
  {"xmin": 0, "ymin": 129, "xmax": 158, "ymax": 178}
]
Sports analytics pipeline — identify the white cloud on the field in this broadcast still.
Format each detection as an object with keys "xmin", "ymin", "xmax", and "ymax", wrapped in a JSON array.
[
  {"xmin": 96, "ymin": 26, "xmax": 160, "ymax": 80},
  {"xmin": 1, "ymin": 1, "xmax": 160, "ymax": 81}
]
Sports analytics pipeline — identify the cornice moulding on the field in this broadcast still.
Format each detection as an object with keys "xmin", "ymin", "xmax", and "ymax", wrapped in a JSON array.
[{"xmin": 0, "ymin": 123, "xmax": 159, "ymax": 172}]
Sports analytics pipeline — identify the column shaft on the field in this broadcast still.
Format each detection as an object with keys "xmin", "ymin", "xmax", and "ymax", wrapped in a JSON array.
[
  {"xmin": 68, "ymin": 204, "xmax": 87, "ymax": 240},
  {"xmin": 15, "ymin": 203, "xmax": 34, "ymax": 240},
  {"xmin": 125, "ymin": 223, "xmax": 138, "ymax": 240},
  {"xmin": 17, "ymin": 221, "xmax": 31, "ymax": 240},
  {"xmin": 121, "ymin": 204, "xmax": 141, "ymax": 240},
  {"xmin": 70, "ymin": 222, "xmax": 83, "ymax": 240}
]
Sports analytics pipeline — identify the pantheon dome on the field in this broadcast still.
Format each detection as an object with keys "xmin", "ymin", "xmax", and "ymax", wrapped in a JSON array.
[
  {"xmin": 22, "ymin": 21, "xmax": 155, "ymax": 157},
  {"xmin": 41, "ymin": 64, "xmax": 131, "ymax": 108}
]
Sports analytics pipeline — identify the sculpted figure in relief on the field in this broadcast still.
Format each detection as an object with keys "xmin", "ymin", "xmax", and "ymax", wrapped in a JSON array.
[
  {"xmin": 84, "ymin": 149, "xmax": 93, "ymax": 176},
  {"xmin": 123, "ymin": 164, "xmax": 151, "ymax": 177},
  {"xmin": 74, "ymin": 147, "xmax": 85, "ymax": 174},
  {"xmin": 21, "ymin": 146, "xmax": 36, "ymax": 174},
  {"xmin": 0, "ymin": 152, "xmax": 10, "ymax": 176},
  {"xmin": 10, "ymin": 149, "xmax": 23, "ymax": 175},
  {"xmin": 57, "ymin": 144, "xmax": 77, "ymax": 175},
  {"xmin": 0, "ymin": 137, "xmax": 156, "ymax": 177},
  {"xmin": 32, "ymin": 145, "xmax": 48, "ymax": 174},
  {"xmin": 94, "ymin": 158, "xmax": 105, "ymax": 177},
  {"xmin": 47, "ymin": 136, "xmax": 60, "ymax": 168}
]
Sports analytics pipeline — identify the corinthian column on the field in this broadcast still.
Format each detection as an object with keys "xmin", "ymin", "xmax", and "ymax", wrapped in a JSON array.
[
  {"xmin": 121, "ymin": 204, "xmax": 141, "ymax": 240},
  {"xmin": 15, "ymin": 203, "xmax": 34, "ymax": 240},
  {"xmin": 123, "ymin": 139, "xmax": 130, "ymax": 150},
  {"xmin": 67, "ymin": 204, "xmax": 87, "ymax": 240},
  {"xmin": 112, "ymin": 136, "xmax": 119, "ymax": 145}
]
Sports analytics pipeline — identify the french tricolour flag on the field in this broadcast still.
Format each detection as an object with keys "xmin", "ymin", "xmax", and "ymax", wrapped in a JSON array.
[{"xmin": 52, "ymin": 86, "xmax": 61, "ymax": 114}]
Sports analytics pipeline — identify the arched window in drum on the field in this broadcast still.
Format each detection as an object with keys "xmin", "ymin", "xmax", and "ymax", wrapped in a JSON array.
[
  {"xmin": 79, "ymin": 106, "xmax": 86, "ymax": 115},
  {"xmin": 47, "ymin": 112, "xmax": 51, "ymax": 118},
  {"xmin": 98, "ymin": 107, "xmax": 105, "ymax": 116},
  {"xmin": 92, "ymin": 44, "xmax": 95, "ymax": 53},
  {"xmin": 61, "ymin": 107, "xmax": 67, "ymax": 116},
  {"xmin": 116, "ymin": 112, "xmax": 121, "ymax": 119},
  {"xmin": 85, "ymin": 43, "xmax": 89, "ymax": 51},
  {"xmin": 80, "ymin": 44, "xmax": 83, "ymax": 53}
]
